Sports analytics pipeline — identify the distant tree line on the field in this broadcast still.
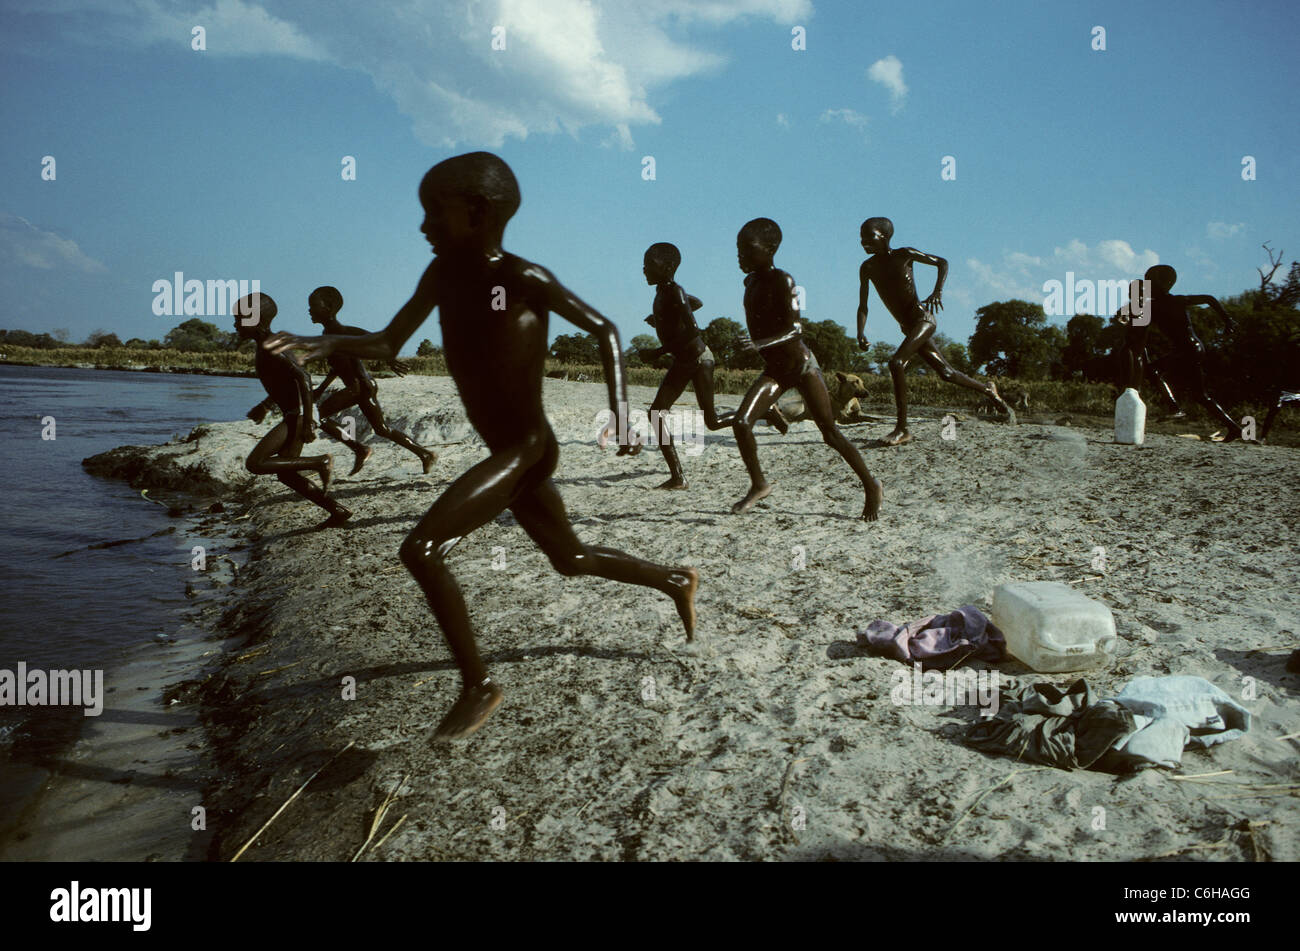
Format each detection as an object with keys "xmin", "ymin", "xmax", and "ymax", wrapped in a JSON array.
[
  {"xmin": 0, "ymin": 318, "xmax": 252, "ymax": 354},
  {"xmin": 7, "ymin": 247, "xmax": 1295, "ymax": 409}
]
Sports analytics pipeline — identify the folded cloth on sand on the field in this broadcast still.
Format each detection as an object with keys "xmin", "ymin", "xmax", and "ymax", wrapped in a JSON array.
[
  {"xmin": 858, "ymin": 605, "xmax": 1006, "ymax": 670},
  {"xmin": 965, "ymin": 675, "xmax": 1251, "ymax": 772}
]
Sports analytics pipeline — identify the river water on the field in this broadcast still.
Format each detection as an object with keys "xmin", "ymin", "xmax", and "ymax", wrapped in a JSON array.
[{"xmin": 0, "ymin": 365, "xmax": 263, "ymax": 757}]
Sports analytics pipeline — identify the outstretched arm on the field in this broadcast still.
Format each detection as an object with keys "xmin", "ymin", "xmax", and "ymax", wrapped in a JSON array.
[
  {"xmin": 903, "ymin": 247, "xmax": 948, "ymax": 314},
  {"xmin": 335, "ymin": 322, "xmax": 410, "ymax": 373},
  {"xmin": 1186, "ymin": 294, "xmax": 1235, "ymax": 328},
  {"xmin": 265, "ymin": 262, "xmax": 439, "ymax": 362}
]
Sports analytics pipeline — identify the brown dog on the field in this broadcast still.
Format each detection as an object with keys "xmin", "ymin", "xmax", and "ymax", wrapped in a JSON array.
[
  {"xmin": 778, "ymin": 370, "xmax": 876, "ymax": 423},
  {"xmin": 978, "ymin": 376, "xmax": 1030, "ymax": 416}
]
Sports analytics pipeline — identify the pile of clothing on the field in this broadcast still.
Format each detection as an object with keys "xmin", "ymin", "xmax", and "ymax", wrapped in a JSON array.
[{"xmin": 965, "ymin": 675, "xmax": 1251, "ymax": 772}]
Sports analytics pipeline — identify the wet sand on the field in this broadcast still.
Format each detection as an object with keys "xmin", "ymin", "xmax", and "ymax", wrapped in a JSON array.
[{"xmin": 46, "ymin": 375, "xmax": 1300, "ymax": 860}]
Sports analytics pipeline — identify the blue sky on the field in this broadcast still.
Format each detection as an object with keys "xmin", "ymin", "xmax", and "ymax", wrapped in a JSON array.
[{"xmin": 2, "ymin": 0, "xmax": 1297, "ymax": 355}]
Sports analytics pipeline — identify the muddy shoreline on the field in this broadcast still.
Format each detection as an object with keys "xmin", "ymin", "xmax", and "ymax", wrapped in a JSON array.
[{"xmin": 26, "ymin": 375, "xmax": 1300, "ymax": 861}]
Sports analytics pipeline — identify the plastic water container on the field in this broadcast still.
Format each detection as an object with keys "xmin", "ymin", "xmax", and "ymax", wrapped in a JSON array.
[
  {"xmin": 1114, "ymin": 388, "xmax": 1145, "ymax": 445},
  {"xmin": 992, "ymin": 581, "xmax": 1118, "ymax": 672}
]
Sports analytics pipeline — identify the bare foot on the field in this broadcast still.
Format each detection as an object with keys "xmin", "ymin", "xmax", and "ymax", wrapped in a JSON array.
[
  {"xmin": 765, "ymin": 407, "xmax": 790, "ymax": 435},
  {"xmin": 882, "ymin": 428, "xmax": 913, "ymax": 447},
  {"xmin": 350, "ymin": 444, "xmax": 373, "ymax": 476},
  {"xmin": 731, "ymin": 482, "xmax": 772, "ymax": 514},
  {"xmin": 655, "ymin": 477, "xmax": 688, "ymax": 490},
  {"xmin": 666, "ymin": 567, "xmax": 699, "ymax": 641},
  {"xmin": 321, "ymin": 504, "xmax": 352, "ymax": 527},
  {"xmin": 319, "ymin": 455, "xmax": 334, "ymax": 493},
  {"xmin": 862, "ymin": 476, "xmax": 883, "ymax": 522},
  {"xmin": 419, "ymin": 449, "xmax": 438, "ymax": 474},
  {"xmin": 988, "ymin": 383, "xmax": 1017, "ymax": 425},
  {"xmin": 431, "ymin": 679, "xmax": 505, "ymax": 741}
]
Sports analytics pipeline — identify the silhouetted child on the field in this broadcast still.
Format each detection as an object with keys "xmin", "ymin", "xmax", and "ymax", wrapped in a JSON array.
[
  {"xmin": 639, "ymin": 242, "xmax": 787, "ymax": 489},
  {"xmin": 266, "ymin": 153, "xmax": 697, "ymax": 740},
  {"xmin": 729, "ymin": 217, "xmax": 882, "ymax": 520},
  {"xmin": 856, "ymin": 217, "xmax": 1014, "ymax": 445},
  {"xmin": 1120, "ymin": 264, "xmax": 1244, "ymax": 439},
  {"xmin": 237, "ymin": 292, "xmax": 350, "ymax": 525}
]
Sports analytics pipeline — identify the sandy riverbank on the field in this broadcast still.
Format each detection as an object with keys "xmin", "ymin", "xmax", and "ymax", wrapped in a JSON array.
[{"xmin": 55, "ymin": 375, "xmax": 1300, "ymax": 860}]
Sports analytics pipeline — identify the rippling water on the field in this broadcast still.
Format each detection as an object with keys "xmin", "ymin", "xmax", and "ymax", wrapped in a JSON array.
[{"xmin": 0, "ymin": 365, "xmax": 264, "ymax": 744}]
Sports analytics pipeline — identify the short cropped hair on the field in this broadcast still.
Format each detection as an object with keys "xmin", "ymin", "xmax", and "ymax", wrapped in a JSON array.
[
  {"xmin": 310, "ymin": 286, "xmax": 343, "ymax": 312},
  {"xmin": 1144, "ymin": 264, "xmax": 1176, "ymax": 288},
  {"xmin": 739, "ymin": 218, "xmax": 782, "ymax": 251},
  {"xmin": 419, "ymin": 151, "xmax": 521, "ymax": 226},
  {"xmin": 234, "ymin": 292, "xmax": 277, "ymax": 327},
  {"xmin": 645, "ymin": 242, "xmax": 681, "ymax": 272},
  {"xmin": 861, "ymin": 217, "xmax": 894, "ymax": 239}
]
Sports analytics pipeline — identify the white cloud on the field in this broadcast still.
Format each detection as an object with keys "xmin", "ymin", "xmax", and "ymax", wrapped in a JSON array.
[
  {"xmin": 867, "ymin": 55, "xmax": 907, "ymax": 113},
  {"xmin": 819, "ymin": 107, "xmax": 868, "ymax": 130},
  {"xmin": 965, "ymin": 257, "xmax": 1040, "ymax": 301},
  {"xmin": 35, "ymin": 0, "xmax": 813, "ymax": 148},
  {"xmin": 1206, "ymin": 221, "xmax": 1245, "ymax": 239},
  {"xmin": 968, "ymin": 239, "xmax": 1161, "ymax": 305},
  {"xmin": 1052, "ymin": 238, "xmax": 1159, "ymax": 275},
  {"xmin": 776, "ymin": 112, "xmax": 790, "ymax": 129},
  {"xmin": 0, "ymin": 215, "xmax": 108, "ymax": 273}
]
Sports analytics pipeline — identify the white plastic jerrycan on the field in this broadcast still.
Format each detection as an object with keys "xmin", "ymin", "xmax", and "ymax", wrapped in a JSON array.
[
  {"xmin": 1115, "ymin": 388, "xmax": 1145, "ymax": 445},
  {"xmin": 992, "ymin": 581, "xmax": 1118, "ymax": 672}
]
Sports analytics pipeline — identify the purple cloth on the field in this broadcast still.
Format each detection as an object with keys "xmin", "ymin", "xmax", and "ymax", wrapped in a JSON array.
[{"xmin": 858, "ymin": 605, "xmax": 1006, "ymax": 670}]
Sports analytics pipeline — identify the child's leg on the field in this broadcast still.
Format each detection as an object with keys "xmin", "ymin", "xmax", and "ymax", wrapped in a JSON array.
[
  {"xmin": 246, "ymin": 419, "xmax": 346, "ymax": 518},
  {"xmin": 650, "ymin": 359, "xmax": 694, "ymax": 489},
  {"xmin": 690, "ymin": 357, "xmax": 733, "ymax": 431},
  {"xmin": 691, "ymin": 357, "xmax": 787, "ymax": 433},
  {"xmin": 885, "ymin": 318, "xmax": 937, "ymax": 444},
  {"xmin": 317, "ymin": 388, "xmax": 372, "ymax": 473},
  {"xmin": 730, "ymin": 374, "xmax": 784, "ymax": 513},
  {"xmin": 358, "ymin": 393, "xmax": 436, "ymax": 473},
  {"xmin": 509, "ymin": 471, "xmax": 697, "ymax": 637},
  {"xmin": 1120, "ymin": 325, "xmax": 1150, "ymax": 391},
  {"xmin": 795, "ymin": 370, "xmax": 883, "ymax": 521},
  {"xmin": 1145, "ymin": 352, "xmax": 1183, "ymax": 415},
  {"xmin": 399, "ymin": 436, "xmax": 554, "ymax": 739},
  {"xmin": 918, "ymin": 338, "xmax": 1016, "ymax": 424},
  {"xmin": 1178, "ymin": 350, "xmax": 1242, "ymax": 437}
]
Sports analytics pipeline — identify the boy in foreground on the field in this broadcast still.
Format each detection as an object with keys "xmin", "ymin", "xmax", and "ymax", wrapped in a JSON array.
[{"xmin": 267, "ymin": 153, "xmax": 697, "ymax": 740}]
